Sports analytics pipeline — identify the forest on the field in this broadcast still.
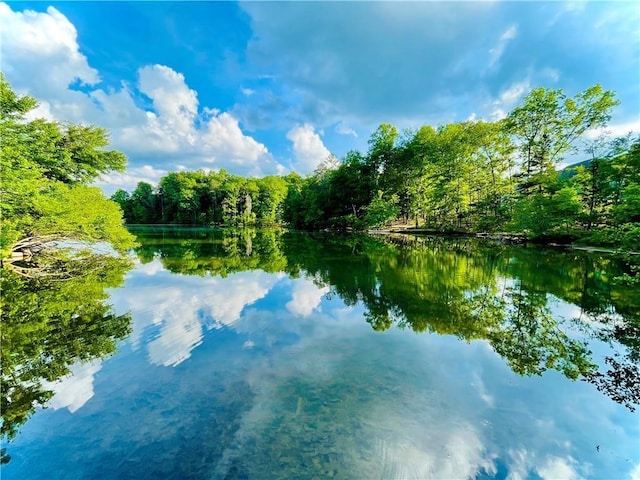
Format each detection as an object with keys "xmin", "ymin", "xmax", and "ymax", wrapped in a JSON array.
[{"xmin": 112, "ymin": 84, "xmax": 640, "ymax": 250}]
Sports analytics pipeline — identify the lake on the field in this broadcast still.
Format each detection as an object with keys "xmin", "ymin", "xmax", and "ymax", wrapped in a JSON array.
[{"xmin": 1, "ymin": 228, "xmax": 638, "ymax": 479}]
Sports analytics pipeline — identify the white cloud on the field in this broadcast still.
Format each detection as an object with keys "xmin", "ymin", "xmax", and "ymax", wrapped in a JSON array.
[
  {"xmin": 0, "ymin": 3, "xmax": 101, "ymax": 124},
  {"xmin": 97, "ymin": 165, "xmax": 168, "ymax": 195},
  {"xmin": 488, "ymin": 80, "xmax": 530, "ymax": 120},
  {"xmin": 536, "ymin": 456, "xmax": 582, "ymax": 480},
  {"xmin": 285, "ymin": 278, "xmax": 330, "ymax": 316},
  {"xmin": 489, "ymin": 25, "xmax": 518, "ymax": 68},
  {"xmin": 138, "ymin": 65, "xmax": 198, "ymax": 139},
  {"xmin": 0, "ymin": 3, "xmax": 287, "ymax": 187},
  {"xmin": 286, "ymin": 124, "xmax": 332, "ymax": 174},
  {"xmin": 0, "ymin": 4, "xmax": 98, "ymax": 90},
  {"xmin": 335, "ymin": 121, "xmax": 358, "ymax": 137},
  {"xmin": 585, "ymin": 119, "xmax": 640, "ymax": 140},
  {"xmin": 499, "ymin": 80, "xmax": 530, "ymax": 105},
  {"xmin": 490, "ymin": 108, "xmax": 508, "ymax": 121},
  {"xmin": 112, "ymin": 65, "xmax": 281, "ymax": 177},
  {"xmin": 42, "ymin": 360, "xmax": 103, "ymax": 413},
  {"xmin": 23, "ymin": 99, "xmax": 56, "ymax": 122},
  {"xmin": 241, "ymin": 87, "xmax": 256, "ymax": 96},
  {"xmin": 202, "ymin": 112, "xmax": 270, "ymax": 165}
]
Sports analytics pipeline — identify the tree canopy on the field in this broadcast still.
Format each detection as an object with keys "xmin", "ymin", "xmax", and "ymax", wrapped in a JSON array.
[
  {"xmin": 111, "ymin": 83, "xmax": 639, "ymax": 250},
  {"xmin": 0, "ymin": 75, "xmax": 135, "ymax": 271}
]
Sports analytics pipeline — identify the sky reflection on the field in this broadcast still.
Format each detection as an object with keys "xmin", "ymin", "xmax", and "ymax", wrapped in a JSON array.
[{"xmin": 3, "ymin": 236, "xmax": 638, "ymax": 480}]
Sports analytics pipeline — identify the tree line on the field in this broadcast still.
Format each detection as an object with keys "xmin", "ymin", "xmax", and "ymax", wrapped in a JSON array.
[{"xmin": 112, "ymin": 84, "xmax": 639, "ymax": 249}]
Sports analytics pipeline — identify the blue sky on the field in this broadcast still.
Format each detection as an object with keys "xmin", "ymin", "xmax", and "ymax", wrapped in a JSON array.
[{"xmin": 2, "ymin": 1, "xmax": 638, "ymax": 193}]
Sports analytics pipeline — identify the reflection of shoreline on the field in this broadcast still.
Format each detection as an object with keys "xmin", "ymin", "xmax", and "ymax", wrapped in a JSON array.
[
  {"xmin": 125, "ymin": 228, "xmax": 639, "ymax": 412},
  {"xmin": 3, "ymin": 230, "xmax": 639, "ymax": 480},
  {"xmin": 0, "ymin": 255, "xmax": 133, "ymax": 447}
]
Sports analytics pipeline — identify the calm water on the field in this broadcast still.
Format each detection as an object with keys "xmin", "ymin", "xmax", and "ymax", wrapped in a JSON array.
[{"xmin": 2, "ymin": 228, "xmax": 639, "ymax": 479}]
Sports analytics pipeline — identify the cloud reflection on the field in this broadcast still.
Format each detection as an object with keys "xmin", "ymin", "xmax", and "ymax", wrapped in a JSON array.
[
  {"xmin": 109, "ymin": 259, "xmax": 284, "ymax": 366},
  {"xmin": 285, "ymin": 277, "xmax": 330, "ymax": 316},
  {"xmin": 102, "ymin": 256, "xmax": 637, "ymax": 478},
  {"xmin": 41, "ymin": 360, "xmax": 102, "ymax": 413}
]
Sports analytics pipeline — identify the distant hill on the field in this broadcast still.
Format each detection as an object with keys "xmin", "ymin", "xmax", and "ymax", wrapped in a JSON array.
[{"xmin": 560, "ymin": 159, "xmax": 592, "ymax": 179}]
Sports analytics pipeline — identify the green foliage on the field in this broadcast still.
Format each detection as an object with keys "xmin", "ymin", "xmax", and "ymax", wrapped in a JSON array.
[
  {"xmin": 506, "ymin": 85, "xmax": 618, "ymax": 193},
  {"xmin": 512, "ymin": 187, "xmax": 582, "ymax": 237},
  {"xmin": 129, "ymin": 227, "xmax": 287, "ymax": 276},
  {"xmin": 0, "ymin": 75, "xmax": 134, "ymax": 259},
  {"xmin": 363, "ymin": 191, "xmax": 399, "ymax": 228},
  {"xmin": 29, "ymin": 184, "xmax": 135, "ymax": 251},
  {"xmin": 110, "ymin": 82, "xmax": 635, "ymax": 250}
]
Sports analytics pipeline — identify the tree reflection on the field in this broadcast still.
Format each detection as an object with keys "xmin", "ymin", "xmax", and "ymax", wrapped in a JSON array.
[
  {"xmin": 127, "ymin": 228, "xmax": 638, "ymax": 411},
  {"xmin": 488, "ymin": 286, "xmax": 596, "ymax": 379},
  {"xmin": 0, "ymin": 255, "xmax": 133, "ymax": 458},
  {"xmin": 280, "ymin": 233, "xmax": 638, "ymax": 411},
  {"xmin": 129, "ymin": 227, "xmax": 287, "ymax": 276}
]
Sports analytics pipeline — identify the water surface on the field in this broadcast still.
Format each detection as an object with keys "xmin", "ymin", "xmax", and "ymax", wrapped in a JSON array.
[{"xmin": 2, "ymin": 228, "xmax": 638, "ymax": 479}]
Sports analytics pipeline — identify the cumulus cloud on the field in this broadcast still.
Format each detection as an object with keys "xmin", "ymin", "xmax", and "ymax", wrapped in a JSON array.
[
  {"xmin": 0, "ymin": 3, "xmax": 100, "ymax": 123},
  {"xmin": 286, "ymin": 124, "xmax": 332, "ymax": 174},
  {"xmin": 4, "ymin": 1, "xmax": 638, "ymax": 185},
  {"xmin": 536, "ymin": 456, "xmax": 582, "ymax": 480},
  {"xmin": 97, "ymin": 165, "xmax": 169, "ymax": 195},
  {"xmin": 109, "ymin": 66, "xmax": 282, "ymax": 177},
  {"xmin": 138, "ymin": 65, "xmax": 198, "ymax": 139},
  {"xmin": 0, "ymin": 4, "xmax": 98, "ymax": 90},
  {"xmin": 0, "ymin": 3, "xmax": 286, "ymax": 186}
]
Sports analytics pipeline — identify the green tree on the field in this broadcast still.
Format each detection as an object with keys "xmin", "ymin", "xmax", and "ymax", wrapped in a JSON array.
[
  {"xmin": 110, "ymin": 189, "xmax": 132, "ymax": 221},
  {"xmin": 363, "ymin": 191, "xmax": 399, "ymax": 228},
  {"xmin": 506, "ymin": 85, "xmax": 618, "ymax": 196},
  {"xmin": 256, "ymin": 176, "xmax": 288, "ymax": 225},
  {"xmin": 127, "ymin": 182, "xmax": 158, "ymax": 224},
  {"xmin": 0, "ymin": 75, "xmax": 135, "ymax": 267}
]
